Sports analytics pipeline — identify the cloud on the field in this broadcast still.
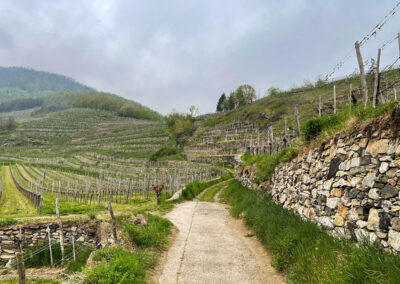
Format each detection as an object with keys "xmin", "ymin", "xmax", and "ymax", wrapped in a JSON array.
[{"xmin": 0, "ymin": 0, "xmax": 398, "ymax": 114}]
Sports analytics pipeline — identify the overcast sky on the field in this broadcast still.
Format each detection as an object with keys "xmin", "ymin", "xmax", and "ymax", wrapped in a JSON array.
[{"xmin": 0, "ymin": 1, "xmax": 399, "ymax": 114}]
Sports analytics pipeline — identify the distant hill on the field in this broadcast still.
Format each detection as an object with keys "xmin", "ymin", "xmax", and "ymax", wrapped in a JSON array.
[
  {"xmin": 0, "ymin": 66, "xmax": 161, "ymax": 121},
  {"xmin": 0, "ymin": 66, "xmax": 93, "ymax": 102}
]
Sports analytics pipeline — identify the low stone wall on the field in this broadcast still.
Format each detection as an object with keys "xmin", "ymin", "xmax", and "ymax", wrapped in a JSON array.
[
  {"xmin": 237, "ymin": 126, "xmax": 400, "ymax": 252},
  {"xmin": 0, "ymin": 221, "xmax": 98, "ymax": 266}
]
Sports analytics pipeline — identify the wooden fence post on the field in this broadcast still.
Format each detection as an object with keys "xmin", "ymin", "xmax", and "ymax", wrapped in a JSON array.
[
  {"xmin": 71, "ymin": 236, "xmax": 76, "ymax": 261},
  {"xmin": 333, "ymin": 85, "xmax": 337, "ymax": 114},
  {"xmin": 355, "ymin": 41, "xmax": 368, "ymax": 107},
  {"xmin": 108, "ymin": 201, "xmax": 118, "ymax": 242},
  {"xmin": 16, "ymin": 252, "xmax": 25, "ymax": 284},
  {"xmin": 295, "ymin": 105, "xmax": 300, "ymax": 137},
  {"xmin": 373, "ymin": 48, "xmax": 381, "ymax": 108},
  {"xmin": 395, "ymin": 88, "xmax": 397, "ymax": 101},
  {"xmin": 318, "ymin": 95, "xmax": 322, "ymax": 117},
  {"xmin": 56, "ymin": 198, "xmax": 64, "ymax": 264},
  {"xmin": 46, "ymin": 226, "xmax": 53, "ymax": 267}
]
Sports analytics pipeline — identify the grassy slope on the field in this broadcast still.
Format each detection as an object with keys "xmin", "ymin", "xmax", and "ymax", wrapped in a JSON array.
[
  {"xmin": 0, "ymin": 166, "xmax": 37, "ymax": 218},
  {"xmin": 220, "ymin": 180, "xmax": 400, "ymax": 284},
  {"xmin": 203, "ymin": 69, "xmax": 399, "ymax": 134}
]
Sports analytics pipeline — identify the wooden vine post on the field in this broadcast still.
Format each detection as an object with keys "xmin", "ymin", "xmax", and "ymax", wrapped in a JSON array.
[
  {"xmin": 355, "ymin": 41, "xmax": 368, "ymax": 107},
  {"xmin": 108, "ymin": 201, "xmax": 118, "ymax": 242},
  {"xmin": 373, "ymin": 48, "xmax": 381, "ymax": 108},
  {"xmin": 318, "ymin": 95, "xmax": 322, "ymax": 117},
  {"xmin": 295, "ymin": 105, "xmax": 300, "ymax": 137},
  {"xmin": 16, "ymin": 252, "xmax": 26, "ymax": 284},
  {"xmin": 56, "ymin": 198, "xmax": 65, "ymax": 264},
  {"xmin": 333, "ymin": 85, "xmax": 337, "ymax": 114},
  {"xmin": 46, "ymin": 226, "xmax": 53, "ymax": 267}
]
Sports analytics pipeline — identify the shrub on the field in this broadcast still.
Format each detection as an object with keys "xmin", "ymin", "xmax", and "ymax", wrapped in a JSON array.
[
  {"xmin": 124, "ymin": 214, "xmax": 172, "ymax": 250},
  {"xmin": 149, "ymin": 147, "xmax": 179, "ymax": 161},
  {"xmin": 241, "ymin": 147, "xmax": 298, "ymax": 183},
  {"xmin": 84, "ymin": 246, "xmax": 156, "ymax": 284},
  {"xmin": 65, "ymin": 247, "xmax": 93, "ymax": 273}
]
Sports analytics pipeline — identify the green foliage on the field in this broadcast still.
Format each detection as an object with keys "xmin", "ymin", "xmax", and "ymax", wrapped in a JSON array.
[
  {"xmin": 234, "ymin": 84, "xmax": 257, "ymax": 107},
  {"xmin": 41, "ymin": 194, "xmax": 105, "ymax": 215},
  {"xmin": 73, "ymin": 94, "xmax": 160, "ymax": 121},
  {"xmin": 266, "ymin": 87, "xmax": 281, "ymax": 97},
  {"xmin": 149, "ymin": 146, "xmax": 180, "ymax": 162},
  {"xmin": 0, "ymin": 218, "xmax": 17, "ymax": 227},
  {"xmin": 85, "ymin": 246, "xmax": 156, "ymax": 284},
  {"xmin": 0, "ymin": 66, "xmax": 92, "ymax": 100},
  {"xmin": 216, "ymin": 93, "xmax": 226, "ymax": 112},
  {"xmin": 124, "ymin": 214, "xmax": 172, "ymax": 250},
  {"xmin": 241, "ymin": 146, "xmax": 298, "ymax": 183},
  {"xmin": 165, "ymin": 112, "xmax": 196, "ymax": 146},
  {"xmin": 0, "ymin": 98, "xmax": 43, "ymax": 113},
  {"xmin": 1, "ymin": 279, "xmax": 60, "ymax": 284},
  {"xmin": 65, "ymin": 247, "xmax": 94, "ymax": 273},
  {"xmin": 302, "ymin": 101, "xmax": 399, "ymax": 142},
  {"xmin": 220, "ymin": 180, "xmax": 400, "ymax": 284},
  {"xmin": 24, "ymin": 243, "xmax": 73, "ymax": 268}
]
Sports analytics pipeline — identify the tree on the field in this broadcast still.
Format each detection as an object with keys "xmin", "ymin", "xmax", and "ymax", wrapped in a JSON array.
[
  {"xmin": 266, "ymin": 87, "xmax": 281, "ymax": 97},
  {"xmin": 233, "ymin": 84, "xmax": 256, "ymax": 107},
  {"xmin": 189, "ymin": 105, "xmax": 199, "ymax": 117},
  {"xmin": 216, "ymin": 93, "xmax": 226, "ymax": 112},
  {"xmin": 223, "ymin": 93, "xmax": 235, "ymax": 111}
]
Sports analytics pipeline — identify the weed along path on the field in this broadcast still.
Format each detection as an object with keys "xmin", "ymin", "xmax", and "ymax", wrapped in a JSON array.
[{"xmin": 158, "ymin": 200, "xmax": 284, "ymax": 284}]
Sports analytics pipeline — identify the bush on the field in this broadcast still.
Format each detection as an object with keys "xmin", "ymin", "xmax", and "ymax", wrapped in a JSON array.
[
  {"xmin": 241, "ymin": 147, "xmax": 298, "ymax": 183},
  {"xmin": 219, "ymin": 180, "xmax": 400, "ymax": 283},
  {"xmin": 66, "ymin": 247, "xmax": 93, "ymax": 273},
  {"xmin": 149, "ymin": 147, "xmax": 179, "ymax": 161},
  {"xmin": 124, "ymin": 214, "xmax": 172, "ymax": 250},
  {"xmin": 85, "ymin": 246, "xmax": 156, "ymax": 284}
]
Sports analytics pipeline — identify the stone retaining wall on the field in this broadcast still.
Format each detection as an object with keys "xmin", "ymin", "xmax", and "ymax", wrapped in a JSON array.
[
  {"xmin": 0, "ymin": 221, "xmax": 98, "ymax": 266},
  {"xmin": 237, "ymin": 125, "xmax": 400, "ymax": 252}
]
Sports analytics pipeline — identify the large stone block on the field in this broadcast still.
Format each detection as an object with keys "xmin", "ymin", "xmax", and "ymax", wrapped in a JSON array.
[
  {"xmin": 366, "ymin": 139, "xmax": 390, "ymax": 157},
  {"xmin": 388, "ymin": 230, "xmax": 400, "ymax": 251}
]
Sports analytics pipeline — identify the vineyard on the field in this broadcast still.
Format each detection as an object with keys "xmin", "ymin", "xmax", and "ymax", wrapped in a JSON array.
[{"xmin": 0, "ymin": 108, "xmax": 220, "ymax": 219}]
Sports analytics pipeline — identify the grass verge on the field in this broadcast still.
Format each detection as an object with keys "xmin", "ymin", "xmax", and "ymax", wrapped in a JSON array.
[
  {"xmin": 180, "ymin": 173, "xmax": 233, "ymax": 201},
  {"xmin": 199, "ymin": 180, "xmax": 230, "ymax": 202},
  {"xmin": 220, "ymin": 180, "xmax": 400, "ymax": 284}
]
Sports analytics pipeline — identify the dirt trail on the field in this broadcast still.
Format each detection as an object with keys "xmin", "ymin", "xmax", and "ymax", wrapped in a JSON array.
[{"xmin": 158, "ymin": 200, "xmax": 284, "ymax": 284}]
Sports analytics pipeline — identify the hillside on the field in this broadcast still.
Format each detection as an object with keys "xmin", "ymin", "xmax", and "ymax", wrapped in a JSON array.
[
  {"xmin": 0, "ymin": 67, "xmax": 161, "ymax": 120},
  {"xmin": 184, "ymin": 69, "xmax": 400, "ymax": 163},
  {"xmin": 0, "ymin": 66, "xmax": 93, "ymax": 102}
]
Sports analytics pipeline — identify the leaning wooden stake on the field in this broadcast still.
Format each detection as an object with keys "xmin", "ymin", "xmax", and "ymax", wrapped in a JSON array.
[
  {"xmin": 373, "ymin": 48, "xmax": 381, "ymax": 108},
  {"xmin": 355, "ymin": 41, "xmax": 368, "ymax": 107},
  {"xmin": 56, "ymin": 198, "xmax": 65, "ymax": 264},
  {"xmin": 108, "ymin": 201, "xmax": 118, "ymax": 242},
  {"xmin": 295, "ymin": 105, "xmax": 300, "ymax": 137},
  {"xmin": 395, "ymin": 88, "xmax": 398, "ymax": 101},
  {"xmin": 16, "ymin": 252, "xmax": 26, "ymax": 284}
]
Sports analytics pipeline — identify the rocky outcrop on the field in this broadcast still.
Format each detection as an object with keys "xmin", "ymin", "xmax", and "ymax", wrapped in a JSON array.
[{"xmin": 237, "ymin": 111, "xmax": 400, "ymax": 252}]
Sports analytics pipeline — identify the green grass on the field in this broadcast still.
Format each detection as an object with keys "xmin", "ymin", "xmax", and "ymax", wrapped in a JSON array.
[
  {"xmin": 180, "ymin": 173, "xmax": 233, "ymax": 201},
  {"xmin": 199, "ymin": 180, "xmax": 231, "ymax": 202},
  {"xmin": 65, "ymin": 246, "xmax": 94, "ymax": 273},
  {"xmin": 124, "ymin": 214, "xmax": 173, "ymax": 250},
  {"xmin": 84, "ymin": 246, "xmax": 157, "ymax": 284},
  {"xmin": 220, "ymin": 180, "xmax": 400, "ymax": 284},
  {"xmin": 241, "ymin": 146, "xmax": 298, "ymax": 183},
  {"xmin": 0, "ymin": 218, "xmax": 17, "ymax": 227},
  {"xmin": 0, "ymin": 166, "xmax": 38, "ymax": 218},
  {"xmin": 41, "ymin": 194, "xmax": 105, "ymax": 215}
]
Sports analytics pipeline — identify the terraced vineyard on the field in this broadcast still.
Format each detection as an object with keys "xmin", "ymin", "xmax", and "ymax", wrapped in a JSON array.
[{"xmin": 0, "ymin": 108, "xmax": 220, "ymax": 218}]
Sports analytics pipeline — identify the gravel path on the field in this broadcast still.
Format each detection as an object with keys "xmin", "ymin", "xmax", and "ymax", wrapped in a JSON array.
[{"xmin": 158, "ymin": 200, "xmax": 284, "ymax": 284}]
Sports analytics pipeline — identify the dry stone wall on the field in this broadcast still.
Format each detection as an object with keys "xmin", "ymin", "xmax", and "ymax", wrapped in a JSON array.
[
  {"xmin": 238, "ymin": 126, "xmax": 400, "ymax": 252},
  {"xmin": 0, "ymin": 221, "xmax": 98, "ymax": 266}
]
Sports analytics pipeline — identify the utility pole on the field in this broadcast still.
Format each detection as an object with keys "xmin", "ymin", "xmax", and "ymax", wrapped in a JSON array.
[
  {"xmin": 373, "ymin": 48, "xmax": 381, "ymax": 108},
  {"xmin": 355, "ymin": 41, "xmax": 368, "ymax": 107}
]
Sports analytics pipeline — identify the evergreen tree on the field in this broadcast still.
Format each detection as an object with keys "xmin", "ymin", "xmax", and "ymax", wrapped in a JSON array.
[{"xmin": 216, "ymin": 93, "xmax": 226, "ymax": 112}]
